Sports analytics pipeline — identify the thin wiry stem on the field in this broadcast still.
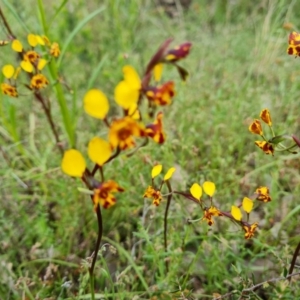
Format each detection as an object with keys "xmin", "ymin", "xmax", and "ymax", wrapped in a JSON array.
[
  {"xmin": 0, "ymin": 6, "xmax": 16, "ymax": 38},
  {"xmin": 288, "ymin": 241, "xmax": 300, "ymax": 281},
  {"xmin": 34, "ymin": 91, "xmax": 63, "ymax": 155},
  {"xmin": 89, "ymin": 203, "xmax": 103, "ymax": 300},
  {"xmin": 164, "ymin": 180, "xmax": 173, "ymax": 272}
]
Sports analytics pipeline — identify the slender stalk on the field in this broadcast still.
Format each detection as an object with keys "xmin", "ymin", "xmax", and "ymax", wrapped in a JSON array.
[
  {"xmin": 91, "ymin": 147, "xmax": 121, "ymax": 176},
  {"xmin": 164, "ymin": 180, "xmax": 173, "ymax": 272},
  {"xmin": 0, "ymin": 6, "xmax": 16, "ymax": 38},
  {"xmin": 288, "ymin": 240, "xmax": 300, "ymax": 281},
  {"xmin": 89, "ymin": 203, "xmax": 103, "ymax": 299},
  {"xmin": 34, "ymin": 91, "xmax": 63, "ymax": 155}
]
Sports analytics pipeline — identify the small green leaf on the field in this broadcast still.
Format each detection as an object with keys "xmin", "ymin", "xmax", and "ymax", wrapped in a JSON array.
[{"xmin": 268, "ymin": 134, "xmax": 291, "ymax": 144}]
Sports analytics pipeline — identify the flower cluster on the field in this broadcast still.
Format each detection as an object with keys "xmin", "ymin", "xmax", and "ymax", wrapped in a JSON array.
[
  {"xmin": 1, "ymin": 34, "xmax": 60, "ymax": 97},
  {"xmin": 230, "ymin": 186, "xmax": 271, "ymax": 239},
  {"xmin": 143, "ymin": 164, "xmax": 176, "ymax": 206},
  {"xmin": 144, "ymin": 166, "xmax": 271, "ymax": 239},
  {"xmin": 61, "ymin": 40, "xmax": 191, "ymax": 211},
  {"xmin": 249, "ymin": 109, "xmax": 298, "ymax": 155}
]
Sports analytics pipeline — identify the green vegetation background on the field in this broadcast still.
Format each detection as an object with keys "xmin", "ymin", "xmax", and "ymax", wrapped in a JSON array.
[{"xmin": 1, "ymin": 0, "xmax": 300, "ymax": 299}]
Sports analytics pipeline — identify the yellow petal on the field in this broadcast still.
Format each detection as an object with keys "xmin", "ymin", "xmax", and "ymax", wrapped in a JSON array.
[
  {"xmin": 114, "ymin": 80, "xmax": 139, "ymax": 109},
  {"xmin": 151, "ymin": 164, "xmax": 162, "ymax": 178},
  {"xmin": 37, "ymin": 58, "xmax": 47, "ymax": 70},
  {"xmin": 83, "ymin": 89, "xmax": 109, "ymax": 119},
  {"xmin": 61, "ymin": 149, "xmax": 86, "ymax": 177},
  {"xmin": 190, "ymin": 183, "xmax": 202, "ymax": 200},
  {"xmin": 14, "ymin": 67, "xmax": 21, "ymax": 79},
  {"xmin": 12, "ymin": 39, "xmax": 23, "ymax": 52},
  {"xmin": 2, "ymin": 64, "xmax": 15, "ymax": 79},
  {"xmin": 231, "ymin": 205, "xmax": 242, "ymax": 221},
  {"xmin": 153, "ymin": 63, "xmax": 163, "ymax": 82},
  {"xmin": 203, "ymin": 181, "xmax": 216, "ymax": 197},
  {"xmin": 36, "ymin": 35, "xmax": 45, "ymax": 45},
  {"xmin": 128, "ymin": 103, "xmax": 140, "ymax": 120},
  {"xmin": 88, "ymin": 137, "xmax": 112, "ymax": 166},
  {"xmin": 164, "ymin": 167, "xmax": 175, "ymax": 181},
  {"xmin": 28, "ymin": 34, "xmax": 38, "ymax": 47},
  {"xmin": 123, "ymin": 65, "xmax": 141, "ymax": 89},
  {"xmin": 242, "ymin": 197, "xmax": 253, "ymax": 213},
  {"xmin": 20, "ymin": 60, "xmax": 33, "ymax": 73}
]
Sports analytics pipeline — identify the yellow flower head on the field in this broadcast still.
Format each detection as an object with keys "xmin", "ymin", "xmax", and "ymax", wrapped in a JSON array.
[
  {"xmin": 83, "ymin": 89, "xmax": 109, "ymax": 120},
  {"xmin": 287, "ymin": 31, "xmax": 300, "ymax": 57},
  {"xmin": 1, "ymin": 83, "xmax": 18, "ymax": 97},
  {"xmin": 151, "ymin": 164, "xmax": 162, "ymax": 178},
  {"xmin": 153, "ymin": 63, "xmax": 163, "ymax": 82},
  {"xmin": 242, "ymin": 197, "xmax": 254, "ymax": 213},
  {"xmin": 164, "ymin": 167, "xmax": 175, "ymax": 181},
  {"xmin": 12, "ymin": 39, "xmax": 23, "ymax": 52},
  {"xmin": 145, "ymin": 81, "xmax": 175, "ymax": 106},
  {"xmin": 93, "ymin": 180, "xmax": 124, "ymax": 209},
  {"xmin": 255, "ymin": 141, "xmax": 274, "ymax": 155},
  {"xmin": 249, "ymin": 119, "xmax": 263, "ymax": 135},
  {"xmin": 143, "ymin": 186, "xmax": 162, "ymax": 206},
  {"xmin": 114, "ymin": 65, "xmax": 141, "ymax": 109},
  {"xmin": 50, "ymin": 42, "xmax": 60, "ymax": 58},
  {"xmin": 243, "ymin": 222, "xmax": 258, "ymax": 239},
  {"xmin": 190, "ymin": 183, "xmax": 202, "ymax": 201},
  {"xmin": 231, "ymin": 205, "xmax": 242, "ymax": 221},
  {"xmin": 61, "ymin": 149, "xmax": 86, "ymax": 177},
  {"xmin": 109, "ymin": 117, "xmax": 145, "ymax": 150},
  {"xmin": 203, "ymin": 181, "xmax": 216, "ymax": 197},
  {"xmin": 202, "ymin": 206, "xmax": 222, "ymax": 226},
  {"xmin": 260, "ymin": 109, "xmax": 272, "ymax": 126},
  {"xmin": 255, "ymin": 186, "xmax": 271, "ymax": 202},
  {"xmin": 88, "ymin": 137, "xmax": 112, "ymax": 166},
  {"xmin": 30, "ymin": 74, "xmax": 49, "ymax": 89},
  {"xmin": 2, "ymin": 64, "xmax": 15, "ymax": 79},
  {"xmin": 146, "ymin": 112, "xmax": 166, "ymax": 144}
]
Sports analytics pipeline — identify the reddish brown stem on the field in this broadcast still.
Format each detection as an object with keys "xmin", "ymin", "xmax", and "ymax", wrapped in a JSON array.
[
  {"xmin": 34, "ymin": 91, "xmax": 64, "ymax": 155},
  {"xmin": 288, "ymin": 241, "xmax": 300, "ymax": 281},
  {"xmin": 89, "ymin": 203, "xmax": 103, "ymax": 276}
]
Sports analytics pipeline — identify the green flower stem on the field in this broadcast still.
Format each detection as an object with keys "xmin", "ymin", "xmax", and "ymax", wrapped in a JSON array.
[
  {"xmin": 269, "ymin": 125, "xmax": 275, "ymax": 137},
  {"xmin": 89, "ymin": 203, "xmax": 103, "ymax": 300},
  {"xmin": 37, "ymin": 0, "xmax": 75, "ymax": 147},
  {"xmin": 164, "ymin": 180, "xmax": 173, "ymax": 272}
]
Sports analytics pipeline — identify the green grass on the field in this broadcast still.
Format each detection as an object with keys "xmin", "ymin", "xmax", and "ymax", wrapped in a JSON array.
[{"xmin": 1, "ymin": 0, "xmax": 300, "ymax": 299}]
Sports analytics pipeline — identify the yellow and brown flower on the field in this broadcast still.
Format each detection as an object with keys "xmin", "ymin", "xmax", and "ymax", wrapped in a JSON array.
[
  {"xmin": 249, "ymin": 119, "xmax": 263, "ymax": 135},
  {"xmin": 255, "ymin": 186, "xmax": 271, "ymax": 202},
  {"xmin": 243, "ymin": 222, "xmax": 258, "ymax": 239},
  {"xmin": 50, "ymin": 42, "xmax": 60, "ymax": 58},
  {"xmin": 287, "ymin": 31, "xmax": 300, "ymax": 57},
  {"xmin": 109, "ymin": 117, "xmax": 146, "ymax": 150},
  {"xmin": 146, "ymin": 112, "xmax": 166, "ymax": 144},
  {"xmin": 1, "ymin": 83, "xmax": 18, "ymax": 97},
  {"xmin": 30, "ymin": 74, "xmax": 49, "ymax": 89},
  {"xmin": 93, "ymin": 180, "xmax": 124, "ymax": 209},
  {"xmin": 260, "ymin": 109, "xmax": 272, "ymax": 126},
  {"xmin": 255, "ymin": 141, "xmax": 274, "ymax": 155},
  {"xmin": 143, "ymin": 186, "xmax": 162, "ymax": 206},
  {"xmin": 145, "ymin": 81, "xmax": 175, "ymax": 106},
  {"xmin": 202, "ymin": 206, "xmax": 222, "ymax": 226},
  {"xmin": 164, "ymin": 42, "xmax": 192, "ymax": 62}
]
